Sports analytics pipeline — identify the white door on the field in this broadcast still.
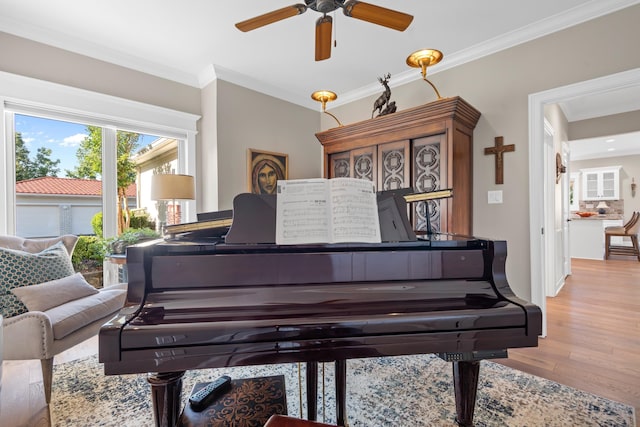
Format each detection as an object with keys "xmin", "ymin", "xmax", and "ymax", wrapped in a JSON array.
[{"xmin": 561, "ymin": 143, "xmax": 571, "ymax": 280}]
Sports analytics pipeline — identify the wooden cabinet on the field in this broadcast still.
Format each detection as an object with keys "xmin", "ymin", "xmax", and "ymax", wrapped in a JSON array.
[
  {"xmin": 581, "ymin": 166, "xmax": 621, "ymax": 201},
  {"xmin": 315, "ymin": 97, "xmax": 480, "ymax": 235}
]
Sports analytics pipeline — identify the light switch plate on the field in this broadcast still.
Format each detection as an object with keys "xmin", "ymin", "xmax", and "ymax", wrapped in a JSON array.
[{"xmin": 488, "ymin": 190, "xmax": 503, "ymax": 204}]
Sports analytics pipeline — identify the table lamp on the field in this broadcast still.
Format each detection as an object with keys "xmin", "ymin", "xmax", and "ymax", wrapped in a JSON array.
[
  {"xmin": 596, "ymin": 201, "xmax": 608, "ymax": 214},
  {"xmin": 151, "ymin": 174, "xmax": 195, "ymax": 226}
]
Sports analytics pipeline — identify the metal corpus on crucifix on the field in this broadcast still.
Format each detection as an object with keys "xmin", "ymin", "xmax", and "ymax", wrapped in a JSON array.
[{"xmin": 484, "ymin": 136, "xmax": 515, "ymax": 185}]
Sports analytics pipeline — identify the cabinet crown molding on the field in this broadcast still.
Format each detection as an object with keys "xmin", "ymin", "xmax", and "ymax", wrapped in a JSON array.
[{"xmin": 315, "ymin": 96, "xmax": 480, "ymax": 147}]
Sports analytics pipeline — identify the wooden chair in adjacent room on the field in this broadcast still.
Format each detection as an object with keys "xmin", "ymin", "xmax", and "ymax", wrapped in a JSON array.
[{"xmin": 604, "ymin": 211, "xmax": 640, "ymax": 261}]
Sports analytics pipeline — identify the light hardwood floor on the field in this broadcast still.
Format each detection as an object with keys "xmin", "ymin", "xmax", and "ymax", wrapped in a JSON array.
[
  {"xmin": 1, "ymin": 258, "xmax": 638, "ymax": 426},
  {"xmin": 498, "ymin": 257, "xmax": 640, "ymax": 417}
]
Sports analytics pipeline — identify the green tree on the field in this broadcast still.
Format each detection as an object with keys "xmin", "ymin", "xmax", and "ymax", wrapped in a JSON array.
[
  {"xmin": 32, "ymin": 147, "xmax": 61, "ymax": 177},
  {"xmin": 15, "ymin": 132, "xmax": 60, "ymax": 181},
  {"xmin": 67, "ymin": 126, "xmax": 140, "ymax": 234},
  {"xmin": 15, "ymin": 132, "xmax": 31, "ymax": 181}
]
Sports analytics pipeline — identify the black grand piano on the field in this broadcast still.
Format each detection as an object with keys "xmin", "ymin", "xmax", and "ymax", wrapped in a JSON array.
[{"xmin": 99, "ymin": 192, "xmax": 542, "ymax": 427}]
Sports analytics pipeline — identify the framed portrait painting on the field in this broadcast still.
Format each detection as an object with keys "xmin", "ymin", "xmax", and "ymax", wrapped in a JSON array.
[{"xmin": 247, "ymin": 149, "xmax": 289, "ymax": 195}]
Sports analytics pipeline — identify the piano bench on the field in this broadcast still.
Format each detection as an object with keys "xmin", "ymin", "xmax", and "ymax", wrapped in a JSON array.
[
  {"xmin": 178, "ymin": 375, "xmax": 287, "ymax": 427},
  {"xmin": 264, "ymin": 415, "xmax": 338, "ymax": 427}
]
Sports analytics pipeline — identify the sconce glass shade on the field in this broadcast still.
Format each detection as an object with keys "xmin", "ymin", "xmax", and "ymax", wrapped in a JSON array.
[
  {"xmin": 406, "ymin": 48, "xmax": 443, "ymax": 71},
  {"xmin": 150, "ymin": 174, "xmax": 195, "ymax": 201},
  {"xmin": 311, "ymin": 90, "xmax": 343, "ymax": 127},
  {"xmin": 406, "ymin": 48, "xmax": 444, "ymax": 99},
  {"xmin": 311, "ymin": 90, "xmax": 338, "ymax": 110}
]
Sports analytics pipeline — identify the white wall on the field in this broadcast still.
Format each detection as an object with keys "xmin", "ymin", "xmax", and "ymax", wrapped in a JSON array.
[{"xmin": 215, "ymin": 80, "xmax": 322, "ymax": 210}]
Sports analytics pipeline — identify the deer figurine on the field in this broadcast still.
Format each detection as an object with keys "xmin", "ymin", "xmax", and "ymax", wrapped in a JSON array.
[{"xmin": 371, "ymin": 73, "xmax": 391, "ymax": 118}]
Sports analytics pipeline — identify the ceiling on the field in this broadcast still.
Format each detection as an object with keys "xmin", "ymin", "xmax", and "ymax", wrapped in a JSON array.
[
  {"xmin": 2, "ymin": 0, "xmax": 640, "ymax": 112},
  {"xmin": 562, "ymin": 84, "xmax": 640, "ymax": 161},
  {"xmin": 569, "ymin": 130, "xmax": 640, "ymax": 161}
]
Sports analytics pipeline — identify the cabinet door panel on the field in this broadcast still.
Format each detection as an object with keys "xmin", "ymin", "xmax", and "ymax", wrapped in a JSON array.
[
  {"xmin": 351, "ymin": 146, "xmax": 377, "ymax": 183},
  {"xmin": 584, "ymin": 173, "xmax": 599, "ymax": 199},
  {"xmin": 602, "ymin": 172, "xmax": 616, "ymax": 198},
  {"xmin": 412, "ymin": 134, "xmax": 447, "ymax": 233},
  {"xmin": 377, "ymin": 140, "xmax": 410, "ymax": 191},
  {"xmin": 329, "ymin": 151, "xmax": 351, "ymax": 178}
]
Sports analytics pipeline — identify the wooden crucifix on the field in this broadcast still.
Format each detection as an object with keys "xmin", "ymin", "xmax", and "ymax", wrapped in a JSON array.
[{"xmin": 484, "ymin": 136, "xmax": 515, "ymax": 185}]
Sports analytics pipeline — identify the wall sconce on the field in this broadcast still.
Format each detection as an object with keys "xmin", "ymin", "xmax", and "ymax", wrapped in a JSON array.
[
  {"xmin": 311, "ymin": 90, "xmax": 343, "ymax": 127},
  {"xmin": 632, "ymin": 177, "xmax": 636, "ymax": 197},
  {"xmin": 406, "ymin": 48, "xmax": 444, "ymax": 100},
  {"xmin": 150, "ymin": 174, "xmax": 195, "ymax": 227}
]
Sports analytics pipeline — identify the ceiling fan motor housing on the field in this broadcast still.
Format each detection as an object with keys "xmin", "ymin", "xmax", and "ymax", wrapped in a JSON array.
[{"xmin": 307, "ymin": 0, "xmax": 344, "ymax": 14}]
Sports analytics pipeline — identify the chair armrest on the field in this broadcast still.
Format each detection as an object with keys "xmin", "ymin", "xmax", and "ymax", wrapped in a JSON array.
[{"xmin": 2, "ymin": 311, "xmax": 54, "ymax": 360}]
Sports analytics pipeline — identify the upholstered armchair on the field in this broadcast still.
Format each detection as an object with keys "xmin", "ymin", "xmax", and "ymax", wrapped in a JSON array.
[{"xmin": 0, "ymin": 235, "xmax": 127, "ymax": 403}]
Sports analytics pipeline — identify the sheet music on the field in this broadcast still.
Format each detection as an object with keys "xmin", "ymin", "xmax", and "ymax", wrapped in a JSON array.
[{"xmin": 275, "ymin": 178, "xmax": 381, "ymax": 245}]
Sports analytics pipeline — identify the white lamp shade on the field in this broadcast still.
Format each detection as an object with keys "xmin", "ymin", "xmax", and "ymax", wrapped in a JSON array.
[
  {"xmin": 596, "ymin": 201, "xmax": 609, "ymax": 209},
  {"xmin": 150, "ymin": 174, "xmax": 195, "ymax": 201}
]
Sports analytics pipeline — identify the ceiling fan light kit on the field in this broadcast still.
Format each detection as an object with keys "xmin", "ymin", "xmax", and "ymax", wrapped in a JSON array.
[
  {"xmin": 406, "ymin": 48, "xmax": 444, "ymax": 100},
  {"xmin": 236, "ymin": 1, "xmax": 413, "ymax": 61}
]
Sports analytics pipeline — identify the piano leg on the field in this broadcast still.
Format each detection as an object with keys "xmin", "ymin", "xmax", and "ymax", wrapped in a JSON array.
[
  {"xmin": 335, "ymin": 359, "xmax": 347, "ymax": 427},
  {"xmin": 147, "ymin": 371, "xmax": 185, "ymax": 427},
  {"xmin": 452, "ymin": 361, "xmax": 480, "ymax": 427},
  {"xmin": 306, "ymin": 361, "xmax": 318, "ymax": 421}
]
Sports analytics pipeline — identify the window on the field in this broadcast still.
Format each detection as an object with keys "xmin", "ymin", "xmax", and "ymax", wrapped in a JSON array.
[
  {"xmin": 1, "ymin": 72, "xmax": 200, "ymax": 238},
  {"xmin": 13, "ymin": 114, "xmax": 167, "ymax": 238}
]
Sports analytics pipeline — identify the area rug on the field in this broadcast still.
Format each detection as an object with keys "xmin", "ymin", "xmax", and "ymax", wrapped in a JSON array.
[{"xmin": 51, "ymin": 353, "xmax": 635, "ymax": 427}]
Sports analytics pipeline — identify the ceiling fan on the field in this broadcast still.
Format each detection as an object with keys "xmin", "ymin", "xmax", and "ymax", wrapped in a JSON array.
[{"xmin": 235, "ymin": 0, "xmax": 413, "ymax": 61}]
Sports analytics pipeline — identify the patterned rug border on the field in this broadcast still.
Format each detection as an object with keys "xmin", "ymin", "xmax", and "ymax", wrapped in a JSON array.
[{"xmin": 51, "ymin": 353, "xmax": 636, "ymax": 427}]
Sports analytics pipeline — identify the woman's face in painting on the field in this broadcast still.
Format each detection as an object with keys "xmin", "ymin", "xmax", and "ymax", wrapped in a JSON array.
[{"xmin": 258, "ymin": 164, "xmax": 278, "ymax": 194}]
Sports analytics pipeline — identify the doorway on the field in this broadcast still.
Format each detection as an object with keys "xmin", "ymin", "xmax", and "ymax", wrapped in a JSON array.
[{"xmin": 528, "ymin": 67, "xmax": 640, "ymax": 336}]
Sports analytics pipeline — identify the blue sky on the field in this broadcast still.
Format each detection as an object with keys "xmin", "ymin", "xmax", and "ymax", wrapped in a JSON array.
[{"xmin": 15, "ymin": 114, "xmax": 158, "ymax": 176}]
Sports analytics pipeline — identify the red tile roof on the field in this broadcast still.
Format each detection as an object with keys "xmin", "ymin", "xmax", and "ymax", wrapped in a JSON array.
[{"xmin": 16, "ymin": 177, "xmax": 136, "ymax": 197}]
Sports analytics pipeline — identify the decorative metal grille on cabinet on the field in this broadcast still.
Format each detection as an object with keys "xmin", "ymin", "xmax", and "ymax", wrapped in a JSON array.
[
  {"xmin": 413, "ymin": 143, "xmax": 441, "ymax": 232},
  {"xmin": 333, "ymin": 158, "xmax": 350, "ymax": 178},
  {"xmin": 353, "ymin": 153, "xmax": 374, "ymax": 181},
  {"xmin": 381, "ymin": 147, "xmax": 406, "ymax": 190}
]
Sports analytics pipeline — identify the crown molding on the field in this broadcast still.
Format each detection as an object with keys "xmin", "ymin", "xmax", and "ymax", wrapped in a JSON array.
[{"xmin": 211, "ymin": 65, "xmax": 319, "ymax": 110}]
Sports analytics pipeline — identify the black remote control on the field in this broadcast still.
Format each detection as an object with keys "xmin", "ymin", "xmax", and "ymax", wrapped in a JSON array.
[{"xmin": 188, "ymin": 375, "xmax": 232, "ymax": 412}]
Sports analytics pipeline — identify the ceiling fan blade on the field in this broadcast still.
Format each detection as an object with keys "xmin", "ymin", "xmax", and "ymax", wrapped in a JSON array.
[
  {"xmin": 342, "ymin": 1, "xmax": 413, "ymax": 31},
  {"xmin": 315, "ymin": 15, "xmax": 332, "ymax": 61},
  {"xmin": 235, "ymin": 4, "xmax": 307, "ymax": 32}
]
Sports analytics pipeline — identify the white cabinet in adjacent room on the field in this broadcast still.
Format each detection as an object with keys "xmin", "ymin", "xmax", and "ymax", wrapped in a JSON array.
[
  {"xmin": 581, "ymin": 166, "xmax": 621, "ymax": 201},
  {"xmin": 570, "ymin": 218, "xmax": 623, "ymax": 259}
]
